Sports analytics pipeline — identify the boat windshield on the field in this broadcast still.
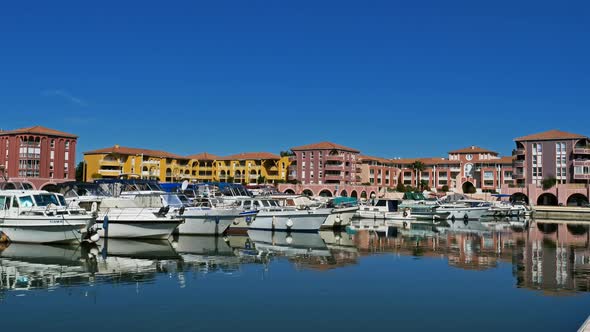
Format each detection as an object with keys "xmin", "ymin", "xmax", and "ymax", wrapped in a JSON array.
[
  {"xmin": 162, "ymin": 194, "xmax": 183, "ymax": 208},
  {"xmin": 0, "ymin": 196, "xmax": 8, "ymax": 210},
  {"xmin": 177, "ymin": 194, "xmax": 191, "ymax": 205},
  {"xmin": 18, "ymin": 195, "xmax": 35, "ymax": 207},
  {"xmin": 33, "ymin": 194, "xmax": 61, "ymax": 207},
  {"xmin": 67, "ymin": 184, "xmax": 110, "ymax": 198}
]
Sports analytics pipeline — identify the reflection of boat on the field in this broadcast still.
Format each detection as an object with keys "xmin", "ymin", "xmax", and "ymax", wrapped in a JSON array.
[
  {"xmin": 247, "ymin": 230, "xmax": 330, "ymax": 257},
  {"xmin": 97, "ymin": 238, "xmax": 179, "ymax": 259},
  {"xmin": 437, "ymin": 218, "xmax": 491, "ymax": 233},
  {"xmin": 319, "ymin": 230, "xmax": 357, "ymax": 251},
  {"xmin": 0, "ymin": 243, "xmax": 92, "ymax": 290},
  {"xmin": 172, "ymin": 236, "xmax": 240, "ymax": 271}
]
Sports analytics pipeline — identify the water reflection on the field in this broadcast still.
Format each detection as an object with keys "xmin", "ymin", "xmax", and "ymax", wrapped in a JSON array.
[{"xmin": 0, "ymin": 220, "xmax": 589, "ymax": 296}]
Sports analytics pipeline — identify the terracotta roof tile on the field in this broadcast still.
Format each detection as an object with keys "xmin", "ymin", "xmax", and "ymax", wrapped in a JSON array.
[
  {"xmin": 514, "ymin": 129, "xmax": 587, "ymax": 141},
  {"xmin": 186, "ymin": 152, "xmax": 221, "ymax": 160},
  {"xmin": 217, "ymin": 152, "xmax": 281, "ymax": 161},
  {"xmin": 498, "ymin": 156, "xmax": 515, "ymax": 164},
  {"xmin": 391, "ymin": 157, "xmax": 462, "ymax": 166},
  {"xmin": 290, "ymin": 141, "xmax": 360, "ymax": 153},
  {"xmin": 84, "ymin": 145, "xmax": 188, "ymax": 159},
  {"xmin": 358, "ymin": 155, "xmax": 395, "ymax": 165},
  {"xmin": 0, "ymin": 125, "xmax": 77, "ymax": 138},
  {"xmin": 448, "ymin": 146, "xmax": 498, "ymax": 154}
]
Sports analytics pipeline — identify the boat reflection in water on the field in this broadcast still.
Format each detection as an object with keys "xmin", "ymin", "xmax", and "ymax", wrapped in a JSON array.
[{"xmin": 0, "ymin": 220, "xmax": 589, "ymax": 296}]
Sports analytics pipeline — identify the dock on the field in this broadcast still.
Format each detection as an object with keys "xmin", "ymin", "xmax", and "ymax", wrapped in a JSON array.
[{"xmin": 533, "ymin": 206, "xmax": 590, "ymax": 222}]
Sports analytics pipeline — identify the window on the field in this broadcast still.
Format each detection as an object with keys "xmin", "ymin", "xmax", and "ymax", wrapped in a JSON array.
[
  {"xmin": 65, "ymin": 141, "xmax": 70, "ymax": 150},
  {"xmin": 18, "ymin": 196, "xmax": 34, "ymax": 207},
  {"xmin": 50, "ymin": 140, "xmax": 55, "ymax": 148}
]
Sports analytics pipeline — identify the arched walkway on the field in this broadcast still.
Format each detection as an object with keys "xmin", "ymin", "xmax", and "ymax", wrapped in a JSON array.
[
  {"xmin": 284, "ymin": 189, "xmax": 295, "ymax": 195},
  {"xmin": 369, "ymin": 191, "xmax": 376, "ymax": 199},
  {"xmin": 537, "ymin": 223, "xmax": 558, "ymax": 234},
  {"xmin": 567, "ymin": 193, "xmax": 589, "ymax": 207},
  {"xmin": 360, "ymin": 191, "xmax": 367, "ymax": 199},
  {"xmin": 340, "ymin": 190, "xmax": 348, "ymax": 197},
  {"xmin": 537, "ymin": 193, "xmax": 558, "ymax": 206},
  {"xmin": 510, "ymin": 193, "xmax": 529, "ymax": 205},
  {"xmin": 567, "ymin": 224, "xmax": 589, "ymax": 236},
  {"xmin": 318, "ymin": 189, "xmax": 333, "ymax": 197},
  {"xmin": 302, "ymin": 189, "xmax": 314, "ymax": 197},
  {"xmin": 350, "ymin": 190, "xmax": 358, "ymax": 198},
  {"xmin": 462, "ymin": 181, "xmax": 476, "ymax": 194},
  {"xmin": 41, "ymin": 184, "xmax": 59, "ymax": 193}
]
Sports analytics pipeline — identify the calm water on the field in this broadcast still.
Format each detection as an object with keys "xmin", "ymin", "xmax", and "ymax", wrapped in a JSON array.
[{"xmin": 1, "ymin": 221, "xmax": 590, "ymax": 332}]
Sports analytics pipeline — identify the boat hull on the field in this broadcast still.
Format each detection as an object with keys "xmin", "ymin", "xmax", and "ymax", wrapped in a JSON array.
[
  {"xmin": 97, "ymin": 219, "xmax": 181, "ymax": 239},
  {"xmin": 245, "ymin": 209, "xmax": 329, "ymax": 232},
  {"xmin": 0, "ymin": 218, "xmax": 91, "ymax": 244},
  {"xmin": 176, "ymin": 210, "xmax": 237, "ymax": 235},
  {"xmin": 437, "ymin": 207, "xmax": 490, "ymax": 220},
  {"xmin": 322, "ymin": 207, "xmax": 357, "ymax": 228}
]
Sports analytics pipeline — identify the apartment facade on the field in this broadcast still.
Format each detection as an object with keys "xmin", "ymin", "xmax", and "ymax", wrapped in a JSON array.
[
  {"xmin": 357, "ymin": 155, "xmax": 400, "ymax": 188},
  {"xmin": 288, "ymin": 142, "xmax": 360, "ymax": 185},
  {"xmin": 392, "ymin": 146, "xmax": 514, "ymax": 193},
  {"xmin": 513, "ymin": 130, "xmax": 590, "ymax": 186},
  {"xmin": 0, "ymin": 126, "xmax": 77, "ymax": 189},
  {"xmin": 85, "ymin": 146, "xmax": 289, "ymax": 184}
]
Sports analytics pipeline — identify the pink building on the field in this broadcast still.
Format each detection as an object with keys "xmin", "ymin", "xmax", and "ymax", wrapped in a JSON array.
[
  {"xmin": 0, "ymin": 126, "xmax": 77, "ymax": 189},
  {"xmin": 393, "ymin": 146, "xmax": 514, "ymax": 193}
]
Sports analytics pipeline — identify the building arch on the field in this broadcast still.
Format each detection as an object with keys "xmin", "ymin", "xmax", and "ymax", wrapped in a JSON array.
[
  {"xmin": 340, "ymin": 190, "xmax": 348, "ymax": 197},
  {"xmin": 369, "ymin": 191, "xmax": 376, "ymax": 199},
  {"xmin": 537, "ymin": 193, "xmax": 558, "ymax": 206},
  {"xmin": 318, "ymin": 189, "xmax": 333, "ymax": 197},
  {"xmin": 350, "ymin": 190, "xmax": 358, "ymax": 198},
  {"xmin": 537, "ymin": 223, "xmax": 558, "ymax": 234},
  {"xmin": 40, "ymin": 183, "xmax": 59, "ymax": 192},
  {"xmin": 510, "ymin": 193, "xmax": 529, "ymax": 205},
  {"xmin": 567, "ymin": 193, "xmax": 589, "ymax": 207},
  {"xmin": 360, "ymin": 191, "xmax": 367, "ymax": 199},
  {"xmin": 567, "ymin": 224, "xmax": 589, "ymax": 236},
  {"xmin": 284, "ymin": 189, "xmax": 296, "ymax": 195},
  {"xmin": 302, "ymin": 189, "xmax": 314, "ymax": 197},
  {"xmin": 462, "ymin": 181, "xmax": 476, "ymax": 194}
]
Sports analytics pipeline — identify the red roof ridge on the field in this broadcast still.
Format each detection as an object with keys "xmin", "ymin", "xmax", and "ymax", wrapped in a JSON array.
[
  {"xmin": 290, "ymin": 141, "xmax": 360, "ymax": 153},
  {"xmin": 514, "ymin": 129, "xmax": 587, "ymax": 141},
  {"xmin": 0, "ymin": 125, "xmax": 77, "ymax": 138},
  {"xmin": 84, "ymin": 145, "xmax": 188, "ymax": 159}
]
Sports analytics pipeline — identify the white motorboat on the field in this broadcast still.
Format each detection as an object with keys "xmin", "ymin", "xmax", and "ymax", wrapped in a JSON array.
[
  {"xmin": 356, "ymin": 198, "xmax": 416, "ymax": 224},
  {"xmin": 272, "ymin": 195, "xmax": 358, "ymax": 228},
  {"xmin": 0, "ymin": 190, "xmax": 95, "ymax": 244},
  {"xmin": 435, "ymin": 201, "xmax": 491, "ymax": 221},
  {"xmin": 58, "ymin": 182, "xmax": 182, "ymax": 240},
  {"xmin": 232, "ymin": 198, "xmax": 330, "ymax": 231}
]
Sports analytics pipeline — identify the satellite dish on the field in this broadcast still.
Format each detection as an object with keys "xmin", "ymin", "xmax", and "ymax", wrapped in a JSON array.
[{"xmin": 181, "ymin": 180, "xmax": 189, "ymax": 191}]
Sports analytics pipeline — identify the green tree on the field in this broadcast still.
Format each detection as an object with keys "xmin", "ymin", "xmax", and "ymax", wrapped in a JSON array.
[
  {"xmin": 410, "ymin": 161, "xmax": 425, "ymax": 190},
  {"xmin": 75, "ymin": 162, "xmax": 84, "ymax": 181},
  {"xmin": 441, "ymin": 185, "xmax": 449, "ymax": 192},
  {"xmin": 420, "ymin": 180, "xmax": 430, "ymax": 191},
  {"xmin": 542, "ymin": 176, "xmax": 558, "ymax": 190},
  {"xmin": 396, "ymin": 182, "xmax": 406, "ymax": 192},
  {"xmin": 257, "ymin": 175, "xmax": 266, "ymax": 184}
]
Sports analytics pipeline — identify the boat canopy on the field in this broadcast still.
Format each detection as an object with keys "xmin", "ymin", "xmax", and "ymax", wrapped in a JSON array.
[
  {"xmin": 330, "ymin": 197, "xmax": 358, "ymax": 207},
  {"xmin": 403, "ymin": 192, "xmax": 427, "ymax": 201}
]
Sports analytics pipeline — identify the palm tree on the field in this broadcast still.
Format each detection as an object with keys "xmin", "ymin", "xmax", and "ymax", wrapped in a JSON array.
[{"xmin": 410, "ymin": 160, "xmax": 425, "ymax": 191}]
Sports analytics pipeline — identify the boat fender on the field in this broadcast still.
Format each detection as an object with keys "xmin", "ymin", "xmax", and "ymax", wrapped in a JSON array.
[
  {"xmin": 91, "ymin": 202, "xmax": 98, "ymax": 213},
  {"xmin": 286, "ymin": 235, "xmax": 293, "ymax": 244},
  {"xmin": 90, "ymin": 233, "xmax": 100, "ymax": 243},
  {"xmin": 178, "ymin": 206, "xmax": 186, "ymax": 216},
  {"xmin": 286, "ymin": 218, "xmax": 294, "ymax": 228},
  {"xmin": 403, "ymin": 221, "xmax": 408, "ymax": 229},
  {"xmin": 451, "ymin": 215, "xmax": 455, "ymax": 223}
]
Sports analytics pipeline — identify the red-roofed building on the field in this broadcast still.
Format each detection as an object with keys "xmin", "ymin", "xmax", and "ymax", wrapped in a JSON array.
[{"xmin": 0, "ymin": 126, "xmax": 78, "ymax": 189}]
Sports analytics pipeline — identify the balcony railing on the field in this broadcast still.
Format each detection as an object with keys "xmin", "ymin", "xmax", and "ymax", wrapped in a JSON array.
[
  {"xmin": 573, "ymin": 160, "xmax": 590, "ymax": 167},
  {"xmin": 574, "ymin": 148, "xmax": 590, "ymax": 155},
  {"xmin": 513, "ymin": 172, "xmax": 525, "ymax": 179},
  {"xmin": 573, "ymin": 173, "xmax": 590, "ymax": 180},
  {"xmin": 100, "ymin": 160, "xmax": 123, "ymax": 166},
  {"xmin": 98, "ymin": 169, "xmax": 122, "ymax": 176},
  {"xmin": 513, "ymin": 160, "xmax": 524, "ymax": 167},
  {"xmin": 514, "ymin": 148, "xmax": 525, "ymax": 156},
  {"xmin": 326, "ymin": 155, "xmax": 345, "ymax": 162}
]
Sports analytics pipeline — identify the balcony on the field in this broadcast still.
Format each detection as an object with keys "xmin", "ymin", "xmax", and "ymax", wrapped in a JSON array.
[
  {"xmin": 324, "ymin": 164, "xmax": 344, "ymax": 171},
  {"xmin": 513, "ymin": 160, "xmax": 524, "ymax": 167},
  {"xmin": 326, "ymin": 155, "xmax": 344, "ymax": 162},
  {"xmin": 98, "ymin": 169, "xmax": 122, "ymax": 176},
  {"xmin": 513, "ymin": 172, "xmax": 525, "ymax": 179},
  {"xmin": 324, "ymin": 174, "xmax": 344, "ymax": 182},
  {"xmin": 574, "ymin": 173, "xmax": 590, "ymax": 180},
  {"xmin": 142, "ymin": 160, "xmax": 160, "ymax": 165},
  {"xmin": 450, "ymin": 167, "xmax": 461, "ymax": 172},
  {"xmin": 574, "ymin": 148, "xmax": 590, "ymax": 155},
  {"xmin": 99, "ymin": 160, "xmax": 123, "ymax": 166},
  {"xmin": 573, "ymin": 160, "xmax": 590, "ymax": 167},
  {"xmin": 514, "ymin": 148, "xmax": 525, "ymax": 156}
]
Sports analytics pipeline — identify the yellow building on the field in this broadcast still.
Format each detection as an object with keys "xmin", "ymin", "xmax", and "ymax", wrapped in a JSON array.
[
  {"xmin": 84, "ymin": 145, "xmax": 191, "ymax": 182},
  {"xmin": 84, "ymin": 146, "xmax": 291, "ymax": 184},
  {"xmin": 214, "ymin": 152, "xmax": 290, "ymax": 184}
]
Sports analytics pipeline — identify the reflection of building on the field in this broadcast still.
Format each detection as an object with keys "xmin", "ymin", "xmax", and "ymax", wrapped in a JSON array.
[
  {"xmin": 514, "ymin": 223, "xmax": 590, "ymax": 293},
  {"xmin": 0, "ymin": 126, "xmax": 77, "ymax": 189}
]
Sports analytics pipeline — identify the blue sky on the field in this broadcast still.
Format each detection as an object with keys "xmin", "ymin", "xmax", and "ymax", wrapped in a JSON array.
[{"xmin": 1, "ymin": 0, "xmax": 588, "ymax": 161}]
